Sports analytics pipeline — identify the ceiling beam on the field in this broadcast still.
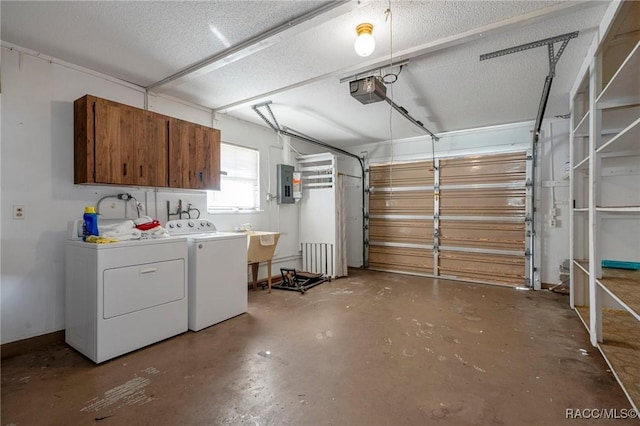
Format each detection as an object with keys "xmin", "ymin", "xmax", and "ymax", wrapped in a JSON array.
[
  {"xmin": 146, "ymin": 0, "xmax": 358, "ymax": 92},
  {"xmin": 214, "ymin": 0, "xmax": 602, "ymax": 113}
]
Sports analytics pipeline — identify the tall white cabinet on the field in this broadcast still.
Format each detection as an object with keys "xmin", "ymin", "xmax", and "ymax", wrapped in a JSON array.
[{"xmin": 569, "ymin": 0, "xmax": 640, "ymax": 410}]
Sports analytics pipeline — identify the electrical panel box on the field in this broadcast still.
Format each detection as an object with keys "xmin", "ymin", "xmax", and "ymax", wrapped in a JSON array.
[{"xmin": 277, "ymin": 164, "xmax": 295, "ymax": 204}]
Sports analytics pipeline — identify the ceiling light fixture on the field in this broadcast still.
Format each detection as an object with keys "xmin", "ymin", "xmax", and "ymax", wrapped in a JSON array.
[{"xmin": 354, "ymin": 23, "xmax": 375, "ymax": 57}]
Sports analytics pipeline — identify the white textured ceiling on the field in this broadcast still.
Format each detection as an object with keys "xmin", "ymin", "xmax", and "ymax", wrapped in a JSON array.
[
  {"xmin": 1, "ymin": 1, "xmax": 610, "ymax": 147},
  {"xmin": 1, "ymin": 0, "xmax": 329, "ymax": 85}
]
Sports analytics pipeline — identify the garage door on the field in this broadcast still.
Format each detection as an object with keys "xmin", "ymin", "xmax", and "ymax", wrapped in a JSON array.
[
  {"xmin": 368, "ymin": 161, "xmax": 435, "ymax": 275},
  {"xmin": 368, "ymin": 152, "xmax": 529, "ymax": 287}
]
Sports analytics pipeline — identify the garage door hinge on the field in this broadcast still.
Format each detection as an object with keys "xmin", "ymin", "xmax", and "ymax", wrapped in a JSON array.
[
  {"xmin": 525, "ymin": 249, "xmax": 531, "ymax": 257},
  {"xmin": 365, "ymin": 239, "xmax": 370, "ymax": 246},
  {"xmin": 525, "ymin": 179, "xmax": 533, "ymax": 187},
  {"xmin": 365, "ymin": 187, "xmax": 371, "ymax": 193},
  {"xmin": 525, "ymin": 214, "xmax": 532, "ymax": 222},
  {"xmin": 527, "ymin": 155, "xmax": 533, "ymax": 160}
]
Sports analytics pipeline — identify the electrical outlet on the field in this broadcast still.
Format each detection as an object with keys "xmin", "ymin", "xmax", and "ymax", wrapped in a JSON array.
[
  {"xmin": 549, "ymin": 218, "xmax": 557, "ymax": 228},
  {"xmin": 13, "ymin": 205, "xmax": 25, "ymax": 220}
]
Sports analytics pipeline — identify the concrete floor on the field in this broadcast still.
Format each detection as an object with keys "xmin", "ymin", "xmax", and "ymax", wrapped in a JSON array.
[{"xmin": 1, "ymin": 269, "xmax": 634, "ymax": 425}]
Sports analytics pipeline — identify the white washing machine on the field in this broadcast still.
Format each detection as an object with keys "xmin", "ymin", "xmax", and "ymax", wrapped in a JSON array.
[
  {"xmin": 65, "ymin": 225, "xmax": 189, "ymax": 363},
  {"xmin": 166, "ymin": 219, "xmax": 248, "ymax": 331}
]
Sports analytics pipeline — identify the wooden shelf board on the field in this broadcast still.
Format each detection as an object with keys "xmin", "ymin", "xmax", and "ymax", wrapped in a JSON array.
[
  {"xmin": 597, "ymin": 206, "xmax": 640, "ymax": 213},
  {"xmin": 597, "ymin": 116, "xmax": 640, "ymax": 154},
  {"xmin": 573, "ymin": 259, "xmax": 590, "ymax": 275},
  {"xmin": 573, "ymin": 111, "xmax": 590, "ymax": 136},
  {"xmin": 599, "ymin": 309, "xmax": 640, "ymax": 411},
  {"xmin": 573, "ymin": 156, "xmax": 589, "ymax": 171},
  {"xmin": 598, "ymin": 40, "xmax": 640, "ymax": 108},
  {"xmin": 597, "ymin": 267, "xmax": 640, "ymax": 321},
  {"xmin": 575, "ymin": 305, "xmax": 590, "ymax": 330}
]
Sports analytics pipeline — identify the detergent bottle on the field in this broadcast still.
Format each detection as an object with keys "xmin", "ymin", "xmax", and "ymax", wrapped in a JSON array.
[{"xmin": 83, "ymin": 206, "xmax": 99, "ymax": 239}]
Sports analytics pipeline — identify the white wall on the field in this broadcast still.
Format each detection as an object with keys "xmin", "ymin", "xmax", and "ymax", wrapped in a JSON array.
[
  {"xmin": 345, "ymin": 119, "xmax": 572, "ymax": 286},
  {"xmin": 538, "ymin": 120, "xmax": 571, "ymax": 284},
  {"xmin": 0, "ymin": 45, "xmax": 301, "ymax": 344}
]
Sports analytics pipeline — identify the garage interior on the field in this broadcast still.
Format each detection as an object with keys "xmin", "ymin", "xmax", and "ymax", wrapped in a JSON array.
[{"xmin": 1, "ymin": 1, "xmax": 639, "ymax": 424}]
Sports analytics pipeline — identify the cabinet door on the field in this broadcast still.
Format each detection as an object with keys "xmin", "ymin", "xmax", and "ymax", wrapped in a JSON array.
[
  {"xmin": 94, "ymin": 98, "xmax": 141, "ymax": 185},
  {"xmin": 169, "ymin": 119, "xmax": 220, "ymax": 190},
  {"xmin": 199, "ymin": 125, "xmax": 221, "ymax": 190},
  {"xmin": 74, "ymin": 95, "xmax": 96, "ymax": 184},
  {"xmin": 138, "ymin": 111, "xmax": 169, "ymax": 187},
  {"xmin": 92, "ymin": 98, "xmax": 169, "ymax": 187}
]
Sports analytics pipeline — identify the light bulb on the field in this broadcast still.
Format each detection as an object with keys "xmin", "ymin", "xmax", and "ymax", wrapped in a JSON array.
[{"xmin": 354, "ymin": 23, "xmax": 375, "ymax": 57}]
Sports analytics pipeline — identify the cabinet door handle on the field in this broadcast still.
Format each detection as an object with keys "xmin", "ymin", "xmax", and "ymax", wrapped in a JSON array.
[
  {"xmin": 123, "ymin": 163, "xmax": 127, "ymax": 176},
  {"xmin": 139, "ymin": 268, "xmax": 157, "ymax": 275},
  {"xmin": 199, "ymin": 171, "xmax": 204, "ymax": 182},
  {"xmin": 140, "ymin": 165, "xmax": 143, "ymax": 177}
]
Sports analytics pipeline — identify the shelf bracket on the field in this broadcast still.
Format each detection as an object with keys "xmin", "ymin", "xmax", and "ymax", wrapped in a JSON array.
[
  {"xmin": 479, "ymin": 31, "xmax": 578, "ymax": 140},
  {"xmin": 479, "ymin": 31, "xmax": 578, "ymax": 73},
  {"xmin": 252, "ymin": 101, "xmax": 281, "ymax": 132}
]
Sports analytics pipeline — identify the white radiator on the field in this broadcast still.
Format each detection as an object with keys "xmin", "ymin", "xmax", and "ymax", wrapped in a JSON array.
[{"xmin": 301, "ymin": 242, "xmax": 335, "ymax": 277}]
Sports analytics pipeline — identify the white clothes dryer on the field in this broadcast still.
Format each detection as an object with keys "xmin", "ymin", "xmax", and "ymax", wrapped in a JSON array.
[{"xmin": 65, "ymin": 233, "xmax": 189, "ymax": 363}]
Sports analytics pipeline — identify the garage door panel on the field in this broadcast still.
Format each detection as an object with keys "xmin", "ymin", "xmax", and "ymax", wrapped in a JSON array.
[
  {"xmin": 440, "ymin": 188, "xmax": 525, "ymax": 217},
  {"xmin": 369, "ymin": 246, "xmax": 434, "ymax": 274},
  {"xmin": 369, "ymin": 191, "xmax": 434, "ymax": 215},
  {"xmin": 369, "ymin": 219, "xmax": 433, "ymax": 245},
  {"xmin": 368, "ymin": 151, "xmax": 528, "ymax": 287},
  {"xmin": 439, "ymin": 221, "xmax": 525, "ymax": 251},
  {"xmin": 440, "ymin": 153, "xmax": 526, "ymax": 185},
  {"xmin": 369, "ymin": 161, "xmax": 434, "ymax": 187},
  {"xmin": 439, "ymin": 251, "xmax": 525, "ymax": 286}
]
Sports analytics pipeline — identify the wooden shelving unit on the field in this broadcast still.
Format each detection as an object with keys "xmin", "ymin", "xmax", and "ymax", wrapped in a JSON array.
[
  {"xmin": 598, "ymin": 309, "xmax": 640, "ymax": 410},
  {"xmin": 569, "ymin": 0, "xmax": 640, "ymax": 411},
  {"xmin": 597, "ymin": 268, "xmax": 640, "ymax": 321},
  {"xmin": 597, "ymin": 41, "xmax": 640, "ymax": 108}
]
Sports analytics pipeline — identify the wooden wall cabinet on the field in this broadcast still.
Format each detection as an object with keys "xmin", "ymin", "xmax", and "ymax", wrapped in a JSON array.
[
  {"xmin": 74, "ymin": 95, "xmax": 220, "ymax": 190},
  {"xmin": 169, "ymin": 118, "xmax": 221, "ymax": 190}
]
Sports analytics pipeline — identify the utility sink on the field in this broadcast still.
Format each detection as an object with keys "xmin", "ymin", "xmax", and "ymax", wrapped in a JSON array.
[
  {"xmin": 246, "ymin": 231, "xmax": 280, "ymax": 293},
  {"xmin": 246, "ymin": 231, "xmax": 280, "ymax": 263}
]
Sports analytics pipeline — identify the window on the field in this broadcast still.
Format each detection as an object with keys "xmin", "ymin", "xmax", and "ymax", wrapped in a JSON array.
[{"xmin": 207, "ymin": 143, "xmax": 260, "ymax": 212}]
